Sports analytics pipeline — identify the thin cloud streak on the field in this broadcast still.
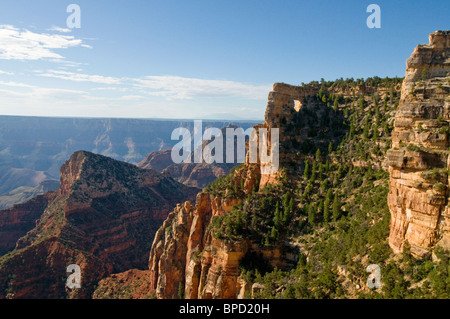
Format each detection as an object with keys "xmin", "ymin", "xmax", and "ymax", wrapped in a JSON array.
[
  {"xmin": 133, "ymin": 75, "xmax": 272, "ymax": 100},
  {"xmin": 39, "ymin": 70, "xmax": 121, "ymax": 85},
  {"xmin": 0, "ymin": 80, "xmax": 35, "ymax": 88},
  {"xmin": 48, "ymin": 26, "xmax": 72, "ymax": 33},
  {"xmin": 0, "ymin": 70, "xmax": 14, "ymax": 75},
  {"xmin": 0, "ymin": 25, "xmax": 89, "ymax": 61},
  {"xmin": 36, "ymin": 70, "xmax": 271, "ymax": 101}
]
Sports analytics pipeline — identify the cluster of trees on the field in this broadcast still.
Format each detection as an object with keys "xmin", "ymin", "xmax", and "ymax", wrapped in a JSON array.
[
  {"xmin": 209, "ymin": 189, "xmax": 297, "ymax": 246},
  {"xmin": 303, "ymin": 76, "xmax": 403, "ymax": 91},
  {"xmin": 204, "ymin": 164, "xmax": 247, "ymax": 198}
]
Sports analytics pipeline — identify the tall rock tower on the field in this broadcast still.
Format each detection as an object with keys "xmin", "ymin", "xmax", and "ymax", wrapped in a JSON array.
[{"xmin": 387, "ymin": 31, "xmax": 450, "ymax": 257}]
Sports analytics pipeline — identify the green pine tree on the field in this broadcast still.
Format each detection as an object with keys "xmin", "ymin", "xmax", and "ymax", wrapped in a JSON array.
[
  {"xmin": 310, "ymin": 161, "xmax": 317, "ymax": 182},
  {"xmin": 324, "ymin": 198, "xmax": 331, "ymax": 223},
  {"xmin": 270, "ymin": 226, "xmax": 279, "ymax": 241},
  {"xmin": 178, "ymin": 282, "xmax": 185, "ymax": 299},
  {"xmin": 332, "ymin": 193, "xmax": 341, "ymax": 221},
  {"xmin": 363, "ymin": 119, "xmax": 370, "ymax": 140},
  {"xmin": 315, "ymin": 148, "xmax": 321, "ymax": 162},
  {"xmin": 308, "ymin": 204, "xmax": 316, "ymax": 226},
  {"xmin": 358, "ymin": 95, "xmax": 365, "ymax": 110},
  {"xmin": 349, "ymin": 122, "xmax": 355, "ymax": 138},
  {"xmin": 317, "ymin": 200, "xmax": 324, "ymax": 223},
  {"xmin": 303, "ymin": 160, "xmax": 310, "ymax": 179},
  {"xmin": 333, "ymin": 98, "xmax": 339, "ymax": 111},
  {"xmin": 273, "ymin": 202, "xmax": 281, "ymax": 228},
  {"xmin": 325, "ymin": 159, "xmax": 330, "ymax": 172},
  {"xmin": 372, "ymin": 124, "xmax": 378, "ymax": 141}
]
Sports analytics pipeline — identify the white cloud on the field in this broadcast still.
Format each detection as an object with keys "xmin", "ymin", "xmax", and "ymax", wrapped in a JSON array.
[
  {"xmin": 48, "ymin": 26, "xmax": 72, "ymax": 33},
  {"xmin": 120, "ymin": 95, "xmax": 145, "ymax": 100},
  {"xmin": 36, "ymin": 71, "xmax": 270, "ymax": 102},
  {"xmin": 0, "ymin": 66, "xmax": 269, "ymax": 119},
  {"xmin": 133, "ymin": 75, "xmax": 271, "ymax": 100},
  {"xmin": 91, "ymin": 87, "xmax": 129, "ymax": 92},
  {"xmin": 0, "ymin": 85, "xmax": 87, "ymax": 106},
  {"xmin": 0, "ymin": 70, "xmax": 14, "ymax": 75},
  {"xmin": 37, "ymin": 72, "xmax": 271, "ymax": 101},
  {"xmin": 48, "ymin": 59, "xmax": 86, "ymax": 68},
  {"xmin": 38, "ymin": 70, "xmax": 121, "ymax": 84},
  {"xmin": 32, "ymin": 87, "xmax": 86, "ymax": 100},
  {"xmin": 0, "ymin": 25, "xmax": 89, "ymax": 61},
  {"xmin": 0, "ymin": 80, "xmax": 35, "ymax": 88}
]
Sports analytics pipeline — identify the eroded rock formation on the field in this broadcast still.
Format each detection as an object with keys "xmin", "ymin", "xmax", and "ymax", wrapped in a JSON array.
[
  {"xmin": 123, "ymin": 65, "xmax": 404, "ymax": 300},
  {"xmin": 0, "ymin": 151, "xmax": 198, "ymax": 298},
  {"xmin": 148, "ymin": 192, "xmax": 293, "ymax": 299},
  {"xmin": 137, "ymin": 126, "xmax": 243, "ymax": 189},
  {"xmin": 138, "ymin": 150, "xmax": 230, "ymax": 189},
  {"xmin": 387, "ymin": 30, "xmax": 450, "ymax": 257},
  {"xmin": 146, "ymin": 83, "xmax": 331, "ymax": 299}
]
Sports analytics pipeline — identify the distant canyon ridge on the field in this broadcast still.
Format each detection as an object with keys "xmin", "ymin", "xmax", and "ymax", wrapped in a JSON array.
[{"xmin": 0, "ymin": 116, "xmax": 257, "ymax": 209}]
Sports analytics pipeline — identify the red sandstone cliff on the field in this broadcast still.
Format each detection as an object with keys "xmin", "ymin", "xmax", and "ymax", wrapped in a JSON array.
[
  {"xmin": 0, "ymin": 192, "xmax": 57, "ymax": 256},
  {"xmin": 0, "ymin": 151, "xmax": 198, "ymax": 299}
]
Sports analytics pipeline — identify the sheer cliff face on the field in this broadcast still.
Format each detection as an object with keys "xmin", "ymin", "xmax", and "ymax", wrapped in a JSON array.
[
  {"xmin": 148, "ymin": 194, "xmax": 247, "ymax": 299},
  {"xmin": 148, "ymin": 191, "xmax": 293, "ymax": 299},
  {"xmin": 260, "ymin": 83, "xmax": 318, "ymax": 187},
  {"xmin": 147, "ymin": 83, "xmax": 339, "ymax": 299},
  {"xmin": 0, "ymin": 151, "xmax": 198, "ymax": 299},
  {"xmin": 387, "ymin": 31, "xmax": 450, "ymax": 257}
]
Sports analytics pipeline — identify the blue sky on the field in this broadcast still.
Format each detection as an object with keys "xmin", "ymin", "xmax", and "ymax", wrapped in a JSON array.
[{"xmin": 0, "ymin": 0, "xmax": 448, "ymax": 120}]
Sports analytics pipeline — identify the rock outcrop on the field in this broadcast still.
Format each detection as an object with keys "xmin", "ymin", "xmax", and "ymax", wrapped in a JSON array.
[
  {"xmin": 387, "ymin": 30, "xmax": 450, "ymax": 257},
  {"xmin": 92, "ymin": 269, "xmax": 155, "ymax": 299},
  {"xmin": 146, "ymin": 82, "xmax": 336, "ymax": 299},
  {"xmin": 137, "ymin": 149, "xmax": 174, "ymax": 172},
  {"xmin": 137, "ymin": 126, "xmax": 245, "ymax": 189},
  {"xmin": 0, "ymin": 191, "xmax": 57, "ymax": 255},
  {"xmin": 148, "ymin": 192, "xmax": 293, "ymax": 299},
  {"xmin": 138, "ymin": 149, "xmax": 231, "ymax": 189},
  {"xmin": 259, "ymin": 83, "xmax": 320, "ymax": 187},
  {"xmin": 0, "ymin": 151, "xmax": 198, "ymax": 298}
]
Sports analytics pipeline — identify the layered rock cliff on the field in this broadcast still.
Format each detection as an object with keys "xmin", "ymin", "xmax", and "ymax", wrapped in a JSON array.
[
  {"xmin": 387, "ymin": 30, "xmax": 450, "ymax": 257},
  {"xmin": 0, "ymin": 151, "xmax": 198, "ymax": 298},
  {"xmin": 146, "ymin": 80, "xmax": 356, "ymax": 299},
  {"xmin": 148, "ymin": 191, "xmax": 295, "ymax": 299},
  {"xmin": 0, "ymin": 191, "xmax": 57, "ymax": 255}
]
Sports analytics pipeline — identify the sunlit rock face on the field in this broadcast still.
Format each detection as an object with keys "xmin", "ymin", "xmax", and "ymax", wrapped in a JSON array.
[{"xmin": 387, "ymin": 30, "xmax": 450, "ymax": 258}]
